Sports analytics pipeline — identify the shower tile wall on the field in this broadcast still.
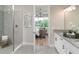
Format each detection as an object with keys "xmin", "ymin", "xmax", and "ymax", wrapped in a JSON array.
[
  {"xmin": 0, "ymin": 6, "xmax": 4, "ymax": 37},
  {"xmin": 0, "ymin": 5, "xmax": 13, "ymax": 54},
  {"xmin": 3, "ymin": 5, "xmax": 13, "ymax": 45}
]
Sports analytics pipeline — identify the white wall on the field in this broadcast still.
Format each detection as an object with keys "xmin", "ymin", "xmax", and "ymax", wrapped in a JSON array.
[
  {"xmin": 50, "ymin": 5, "xmax": 66, "ymax": 30},
  {"xmin": 49, "ymin": 5, "xmax": 67, "ymax": 46}
]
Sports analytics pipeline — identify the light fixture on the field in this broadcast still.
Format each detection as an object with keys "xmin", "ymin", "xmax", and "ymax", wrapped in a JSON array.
[
  {"xmin": 71, "ymin": 5, "xmax": 76, "ymax": 10},
  {"xmin": 39, "ymin": 8, "xmax": 42, "ymax": 17},
  {"xmin": 64, "ymin": 5, "xmax": 76, "ymax": 12},
  {"xmin": 12, "ymin": 5, "xmax": 14, "ymax": 11}
]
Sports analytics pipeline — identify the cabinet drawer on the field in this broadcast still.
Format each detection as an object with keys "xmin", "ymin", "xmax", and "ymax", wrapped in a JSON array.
[
  {"xmin": 63, "ymin": 39, "xmax": 79, "ymax": 54},
  {"xmin": 54, "ymin": 33, "xmax": 61, "ymax": 39},
  {"xmin": 54, "ymin": 33, "xmax": 66, "ymax": 54}
]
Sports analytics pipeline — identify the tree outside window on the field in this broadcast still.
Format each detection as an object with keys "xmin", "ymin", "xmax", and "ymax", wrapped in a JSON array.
[{"xmin": 35, "ymin": 17, "xmax": 48, "ymax": 31}]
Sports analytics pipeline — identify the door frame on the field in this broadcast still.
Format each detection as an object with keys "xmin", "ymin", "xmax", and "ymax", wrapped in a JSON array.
[
  {"xmin": 48, "ymin": 5, "xmax": 51, "ymax": 46},
  {"xmin": 33, "ymin": 5, "xmax": 36, "ymax": 52}
]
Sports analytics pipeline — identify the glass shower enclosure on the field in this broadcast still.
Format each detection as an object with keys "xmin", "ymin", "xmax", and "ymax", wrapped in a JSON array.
[{"xmin": 0, "ymin": 5, "xmax": 14, "ymax": 54}]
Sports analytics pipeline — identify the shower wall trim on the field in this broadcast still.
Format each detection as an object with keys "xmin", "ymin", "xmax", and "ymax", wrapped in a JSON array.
[
  {"xmin": 23, "ymin": 42, "xmax": 34, "ymax": 45},
  {"xmin": 11, "ymin": 43, "xmax": 23, "ymax": 54}
]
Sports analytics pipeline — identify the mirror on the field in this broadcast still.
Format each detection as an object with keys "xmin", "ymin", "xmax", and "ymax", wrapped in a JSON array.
[{"xmin": 64, "ymin": 5, "xmax": 79, "ymax": 32}]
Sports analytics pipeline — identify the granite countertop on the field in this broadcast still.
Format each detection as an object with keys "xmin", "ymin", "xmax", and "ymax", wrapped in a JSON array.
[{"xmin": 54, "ymin": 30, "xmax": 79, "ymax": 49}]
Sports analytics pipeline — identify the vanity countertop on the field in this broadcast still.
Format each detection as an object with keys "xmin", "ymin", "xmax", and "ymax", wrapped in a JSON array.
[{"xmin": 54, "ymin": 30, "xmax": 79, "ymax": 49}]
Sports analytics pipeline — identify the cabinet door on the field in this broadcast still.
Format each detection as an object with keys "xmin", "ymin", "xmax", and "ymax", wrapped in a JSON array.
[
  {"xmin": 69, "ymin": 44, "xmax": 79, "ymax": 54},
  {"xmin": 63, "ymin": 39, "xmax": 79, "ymax": 54},
  {"xmin": 54, "ymin": 33, "xmax": 59, "ymax": 49},
  {"xmin": 58, "ymin": 38, "xmax": 66, "ymax": 54},
  {"xmin": 54, "ymin": 33, "xmax": 66, "ymax": 54},
  {"xmin": 54, "ymin": 33, "xmax": 61, "ymax": 52}
]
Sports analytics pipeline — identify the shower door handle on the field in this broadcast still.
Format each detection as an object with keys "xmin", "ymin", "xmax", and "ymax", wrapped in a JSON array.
[{"xmin": 15, "ymin": 24, "xmax": 19, "ymax": 28}]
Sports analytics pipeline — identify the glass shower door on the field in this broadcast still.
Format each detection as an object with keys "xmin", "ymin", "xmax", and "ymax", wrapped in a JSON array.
[{"xmin": 0, "ymin": 5, "xmax": 14, "ymax": 54}]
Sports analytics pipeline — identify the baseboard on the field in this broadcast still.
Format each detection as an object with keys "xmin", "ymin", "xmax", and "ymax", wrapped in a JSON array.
[
  {"xmin": 23, "ymin": 42, "xmax": 34, "ymax": 46},
  {"xmin": 11, "ymin": 43, "xmax": 23, "ymax": 54}
]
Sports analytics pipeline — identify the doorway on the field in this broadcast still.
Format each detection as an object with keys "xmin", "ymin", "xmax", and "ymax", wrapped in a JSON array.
[{"xmin": 34, "ymin": 6, "xmax": 49, "ymax": 46}]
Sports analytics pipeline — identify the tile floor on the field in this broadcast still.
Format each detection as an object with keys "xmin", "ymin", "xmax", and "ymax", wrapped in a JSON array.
[
  {"xmin": 14, "ymin": 44, "xmax": 58, "ymax": 54},
  {"xmin": 35, "ymin": 45, "xmax": 58, "ymax": 54},
  {"xmin": 14, "ymin": 45, "xmax": 34, "ymax": 54}
]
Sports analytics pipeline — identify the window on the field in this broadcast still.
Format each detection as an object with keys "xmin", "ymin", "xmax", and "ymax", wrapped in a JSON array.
[{"xmin": 35, "ymin": 17, "xmax": 48, "ymax": 32}]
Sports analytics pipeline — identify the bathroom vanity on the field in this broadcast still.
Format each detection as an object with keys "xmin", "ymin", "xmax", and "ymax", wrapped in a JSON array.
[{"xmin": 54, "ymin": 30, "xmax": 79, "ymax": 54}]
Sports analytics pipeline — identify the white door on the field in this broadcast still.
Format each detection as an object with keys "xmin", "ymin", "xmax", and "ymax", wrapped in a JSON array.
[
  {"xmin": 23, "ymin": 13, "xmax": 35, "ymax": 45},
  {"xmin": 23, "ymin": 6, "xmax": 35, "ymax": 53}
]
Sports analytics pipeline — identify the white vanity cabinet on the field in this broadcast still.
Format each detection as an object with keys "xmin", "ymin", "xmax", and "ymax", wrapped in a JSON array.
[
  {"xmin": 54, "ymin": 33, "xmax": 66, "ymax": 54},
  {"xmin": 63, "ymin": 39, "xmax": 79, "ymax": 54},
  {"xmin": 54, "ymin": 33, "xmax": 79, "ymax": 54}
]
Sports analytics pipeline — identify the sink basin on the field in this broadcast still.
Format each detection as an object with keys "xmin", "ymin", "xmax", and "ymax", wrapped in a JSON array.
[{"xmin": 63, "ymin": 30, "xmax": 79, "ymax": 39}]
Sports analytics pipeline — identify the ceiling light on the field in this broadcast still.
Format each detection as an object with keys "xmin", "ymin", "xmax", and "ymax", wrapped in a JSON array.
[{"xmin": 64, "ymin": 5, "xmax": 76, "ymax": 12}]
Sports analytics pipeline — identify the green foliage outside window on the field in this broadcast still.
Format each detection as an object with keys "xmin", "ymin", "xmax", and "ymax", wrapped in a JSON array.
[{"xmin": 35, "ymin": 18, "xmax": 48, "ymax": 29}]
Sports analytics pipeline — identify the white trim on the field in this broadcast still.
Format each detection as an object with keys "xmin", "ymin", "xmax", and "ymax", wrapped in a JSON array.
[
  {"xmin": 11, "ymin": 43, "xmax": 23, "ymax": 54},
  {"xmin": 33, "ymin": 5, "xmax": 36, "ymax": 53},
  {"xmin": 23, "ymin": 42, "xmax": 34, "ymax": 45},
  {"xmin": 48, "ymin": 6, "xmax": 50, "ymax": 45},
  {"xmin": 22, "ymin": 8, "xmax": 24, "ymax": 46}
]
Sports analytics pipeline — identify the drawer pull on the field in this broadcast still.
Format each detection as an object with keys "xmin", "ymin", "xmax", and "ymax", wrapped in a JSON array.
[
  {"xmin": 55, "ymin": 38, "xmax": 57, "ymax": 41},
  {"xmin": 69, "ymin": 52, "xmax": 72, "ymax": 54},
  {"xmin": 62, "ymin": 45, "xmax": 64, "ymax": 49}
]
